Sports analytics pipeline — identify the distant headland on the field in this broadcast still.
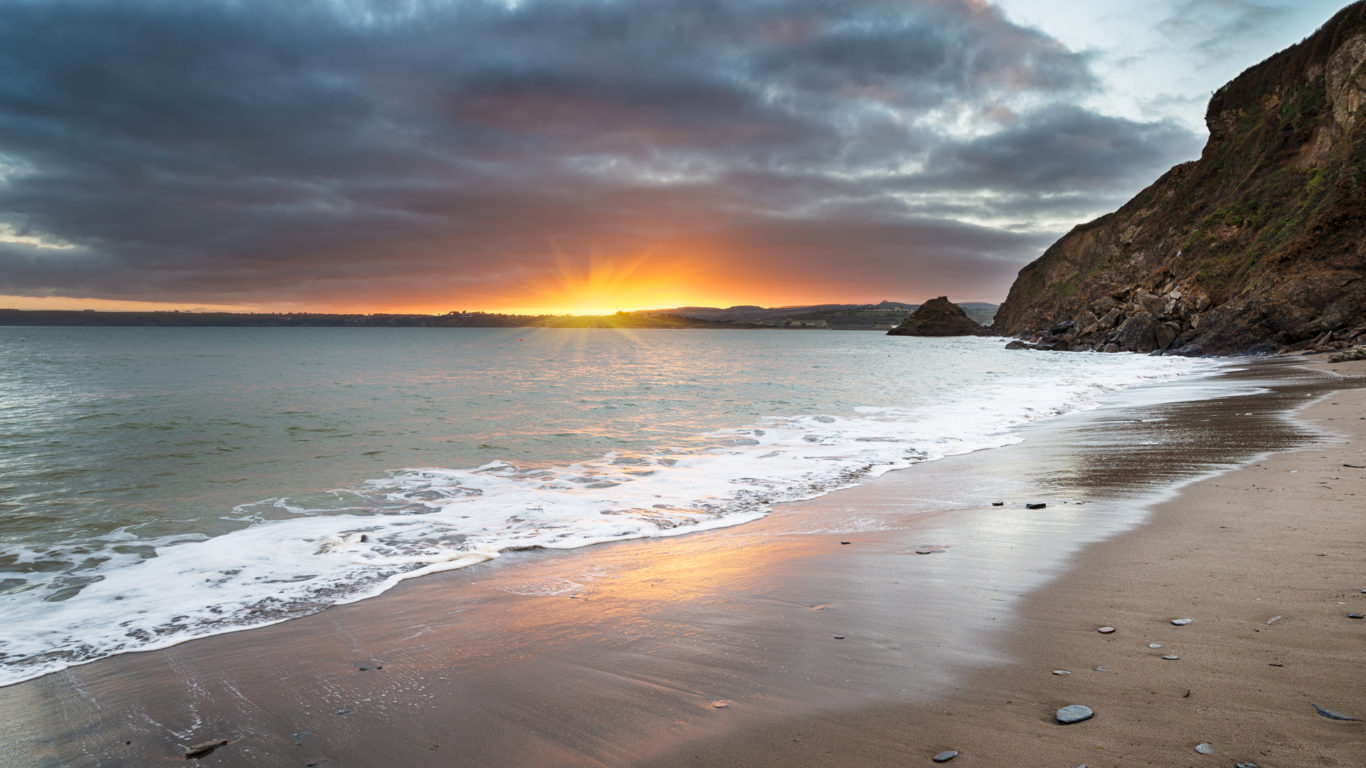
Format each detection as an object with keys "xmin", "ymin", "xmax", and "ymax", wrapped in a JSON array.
[{"xmin": 0, "ymin": 301, "xmax": 999, "ymax": 331}]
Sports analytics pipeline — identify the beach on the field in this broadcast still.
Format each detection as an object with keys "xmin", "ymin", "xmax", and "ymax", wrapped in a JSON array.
[{"xmin": 2, "ymin": 355, "xmax": 1364, "ymax": 767}]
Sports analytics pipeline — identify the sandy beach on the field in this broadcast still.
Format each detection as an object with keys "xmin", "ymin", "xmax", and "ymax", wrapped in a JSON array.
[{"xmin": 2, "ymin": 356, "xmax": 1364, "ymax": 767}]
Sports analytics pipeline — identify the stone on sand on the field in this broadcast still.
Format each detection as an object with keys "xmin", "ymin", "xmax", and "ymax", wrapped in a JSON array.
[{"xmin": 1055, "ymin": 704, "xmax": 1094, "ymax": 724}]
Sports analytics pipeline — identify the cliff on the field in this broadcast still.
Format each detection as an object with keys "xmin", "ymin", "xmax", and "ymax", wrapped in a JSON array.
[
  {"xmin": 887, "ymin": 296, "xmax": 993, "ymax": 336},
  {"xmin": 992, "ymin": 2, "xmax": 1366, "ymax": 355}
]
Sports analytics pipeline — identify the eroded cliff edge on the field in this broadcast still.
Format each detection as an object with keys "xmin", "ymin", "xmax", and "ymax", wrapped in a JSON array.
[{"xmin": 992, "ymin": 2, "xmax": 1366, "ymax": 355}]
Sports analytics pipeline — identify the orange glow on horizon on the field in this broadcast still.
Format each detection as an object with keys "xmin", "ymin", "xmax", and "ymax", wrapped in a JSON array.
[
  {"xmin": 0, "ymin": 294, "xmax": 258, "ymax": 313},
  {"xmin": 0, "ymin": 249, "xmax": 966, "ymax": 315},
  {"xmin": 491, "ymin": 247, "xmax": 727, "ymax": 316}
]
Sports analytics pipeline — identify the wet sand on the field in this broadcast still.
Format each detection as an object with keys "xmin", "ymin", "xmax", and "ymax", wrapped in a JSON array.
[{"xmin": 2, "ymin": 357, "xmax": 1363, "ymax": 767}]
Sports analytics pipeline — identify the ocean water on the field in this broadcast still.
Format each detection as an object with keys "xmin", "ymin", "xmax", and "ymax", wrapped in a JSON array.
[{"xmin": 0, "ymin": 326, "xmax": 1221, "ymax": 685}]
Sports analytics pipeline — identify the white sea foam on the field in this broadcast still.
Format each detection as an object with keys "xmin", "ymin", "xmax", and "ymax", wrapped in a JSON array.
[{"xmin": 0, "ymin": 351, "xmax": 1223, "ymax": 686}]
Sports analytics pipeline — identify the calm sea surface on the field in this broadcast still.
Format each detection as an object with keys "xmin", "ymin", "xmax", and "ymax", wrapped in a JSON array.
[{"xmin": 0, "ymin": 327, "xmax": 1220, "ymax": 684}]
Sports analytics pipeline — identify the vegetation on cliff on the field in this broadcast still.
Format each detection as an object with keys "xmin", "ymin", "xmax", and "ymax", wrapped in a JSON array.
[{"xmin": 993, "ymin": 2, "xmax": 1366, "ymax": 355}]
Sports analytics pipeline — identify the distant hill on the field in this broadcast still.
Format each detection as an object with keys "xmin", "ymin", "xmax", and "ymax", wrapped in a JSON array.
[
  {"xmin": 0, "ymin": 301, "xmax": 1000, "ymax": 331},
  {"xmin": 993, "ymin": 2, "xmax": 1366, "ymax": 355},
  {"xmin": 645, "ymin": 301, "xmax": 997, "ymax": 330}
]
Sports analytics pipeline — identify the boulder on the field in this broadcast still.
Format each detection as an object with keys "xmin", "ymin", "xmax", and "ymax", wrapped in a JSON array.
[
  {"xmin": 888, "ymin": 297, "xmax": 994, "ymax": 337},
  {"xmin": 1112, "ymin": 312, "xmax": 1161, "ymax": 352}
]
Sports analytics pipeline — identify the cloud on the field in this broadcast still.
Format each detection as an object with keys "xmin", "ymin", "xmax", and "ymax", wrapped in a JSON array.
[
  {"xmin": 0, "ymin": 0, "xmax": 1204, "ymax": 308},
  {"xmin": 1155, "ymin": 0, "xmax": 1297, "ymax": 68}
]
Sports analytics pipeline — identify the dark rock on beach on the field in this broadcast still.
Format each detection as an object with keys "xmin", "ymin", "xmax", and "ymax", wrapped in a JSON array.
[
  {"xmin": 991, "ymin": 3, "xmax": 1366, "ymax": 356},
  {"xmin": 185, "ymin": 739, "xmax": 229, "ymax": 759},
  {"xmin": 932, "ymin": 750, "xmax": 959, "ymax": 762},
  {"xmin": 888, "ymin": 297, "xmax": 994, "ymax": 337}
]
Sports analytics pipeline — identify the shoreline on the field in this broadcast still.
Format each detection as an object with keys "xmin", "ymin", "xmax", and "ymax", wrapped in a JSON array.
[
  {"xmin": 646, "ymin": 356, "xmax": 1366, "ymax": 767},
  {"xmin": 2, "ymin": 356, "xmax": 1361, "ymax": 766}
]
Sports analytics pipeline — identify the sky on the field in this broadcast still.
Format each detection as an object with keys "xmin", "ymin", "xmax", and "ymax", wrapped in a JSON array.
[{"xmin": 0, "ymin": 0, "xmax": 1352, "ymax": 314}]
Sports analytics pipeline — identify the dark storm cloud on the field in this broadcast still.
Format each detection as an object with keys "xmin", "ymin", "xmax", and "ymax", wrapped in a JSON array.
[
  {"xmin": 0, "ymin": 0, "xmax": 1203, "ymax": 307},
  {"xmin": 921, "ymin": 107, "xmax": 1200, "ymax": 191}
]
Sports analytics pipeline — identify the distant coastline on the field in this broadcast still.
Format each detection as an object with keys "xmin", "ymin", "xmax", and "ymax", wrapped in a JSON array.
[{"xmin": 0, "ymin": 302, "xmax": 999, "ymax": 331}]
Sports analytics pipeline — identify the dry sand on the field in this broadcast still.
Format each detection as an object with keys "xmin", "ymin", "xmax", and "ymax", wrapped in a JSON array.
[{"xmin": 1, "ymin": 357, "xmax": 1363, "ymax": 767}]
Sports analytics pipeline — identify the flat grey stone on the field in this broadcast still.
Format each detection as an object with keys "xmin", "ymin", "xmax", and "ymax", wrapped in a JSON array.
[
  {"xmin": 932, "ymin": 750, "xmax": 959, "ymax": 763},
  {"xmin": 1149, "ymin": 643, "xmax": 1162, "ymax": 648},
  {"xmin": 1171, "ymin": 618, "xmax": 1192, "ymax": 626},
  {"xmin": 1098, "ymin": 626, "xmax": 1115, "ymax": 634},
  {"xmin": 1052, "ymin": 670, "xmax": 1071, "ymax": 675},
  {"xmin": 1194, "ymin": 743, "xmax": 1215, "ymax": 755},
  {"xmin": 1026, "ymin": 502, "xmax": 1047, "ymax": 509},
  {"xmin": 1235, "ymin": 762, "xmax": 1261, "ymax": 768},
  {"xmin": 1056, "ymin": 704, "xmax": 1094, "ymax": 724},
  {"xmin": 1162, "ymin": 655, "xmax": 1180, "ymax": 660},
  {"xmin": 1348, "ymin": 613, "xmax": 1364, "ymax": 619}
]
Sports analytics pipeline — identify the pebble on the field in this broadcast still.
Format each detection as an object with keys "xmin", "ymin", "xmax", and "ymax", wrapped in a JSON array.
[
  {"xmin": 1026, "ymin": 502, "xmax": 1047, "ymax": 509},
  {"xmin": 991, "ymin": 501, "xmax": 1004, "ymax": 507},
  {"xmin": 1235, "ymin": 763, "xmax": 1261, "ymax": 768},
  {"xmin": 711, "ymin": 699, "xmax": 734, "ymax": 709},
  {"xmin": 932, "ymin": 750, "xmax": 959, "ymax": 763},
  {"xmin": 1162, "ymin": 655, "xmax": 1180, "ymax": 660},
  {"xmin": 1309, "ymin": 701, "xmax": 1360, "ymax": 721},
  {"xmin": 1149, "ymin": 643, "xmax": 1162, "ymax": 648},
  {"xmin": 185, "ymin": 739, "xmax": 229, "ymax": 759},
  {"xmin": 1055, "ymin": 704, "xmax": 1094, "ymax": 724},
  {"xmin": 336, "ymin": 709, "xmax": 350, "ymax": 715},
  {"xmin": 1098, "ymin": 626, "xmax": 1115, "ymax": 634},
  {"xmin": 1171, "ymin": 618, "xmax": 1192, "ymax": 626},
  {"xmin": 1052, "ymin": 669, "xmax": 1070, "ymax": 675},
  {"xmin": 1194, "ymin": 743, "xmax": 1215, "ymax": 755},
  {"xmin": 1266, "ymin": 615, "xmax": 1282, "ymax": 625},
  {"xmin": 1349, "ymin": 613, "xmax": 1364, "ymax": 619},
  {"xmin": 833, "ymin": 635, "xmax": 846, "ymax": 640},
  {"xmin": 1093, "ymin": 666, "xmax": 1108, "ymax": 672}
]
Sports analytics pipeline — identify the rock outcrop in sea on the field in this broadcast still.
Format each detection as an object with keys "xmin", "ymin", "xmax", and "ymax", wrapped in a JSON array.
[
  {"xmin": 887, "ymin": 296, "xmax": 993, "ymax": 337},
  {"xmin": 992, "ymin": 2, "xmax": 1366, "ymax": 355}
]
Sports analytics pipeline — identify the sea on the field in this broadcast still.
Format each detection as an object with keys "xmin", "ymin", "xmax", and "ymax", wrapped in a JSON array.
[{"xmin": 0, "ymin": 326, "xmax": 1226, "ymax": 686}]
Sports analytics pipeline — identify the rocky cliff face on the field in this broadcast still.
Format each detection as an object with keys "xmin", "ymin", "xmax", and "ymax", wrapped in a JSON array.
[
  {"xmin": 992, "ymin": 2, "xmax": 1366, "ymax": 355},
  {"xmin": 887, "ymin": 296, "xmax": 992, "ymax": 336}
]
